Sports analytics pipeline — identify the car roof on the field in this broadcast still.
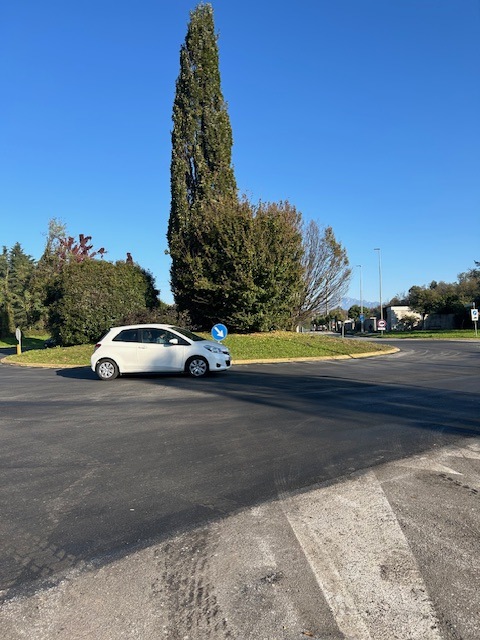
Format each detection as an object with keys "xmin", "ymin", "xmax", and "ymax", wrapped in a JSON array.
[{"xmin": 109, "ymin": 324, "xmax": 173, "ymax": 331}]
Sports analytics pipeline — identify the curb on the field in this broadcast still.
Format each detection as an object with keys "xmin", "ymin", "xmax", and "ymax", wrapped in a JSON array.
[
  {"xmin": 233, "ymin": 347, "xmax": 399, "ymax": 365},
  {"xmin": 0, "ymin": 358, "xmax": 88, "ymax": 369}
]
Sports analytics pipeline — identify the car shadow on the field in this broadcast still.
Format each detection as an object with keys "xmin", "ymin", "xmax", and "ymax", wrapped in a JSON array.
[
  {"xmin": 56, "ymin": 367, "xmax": 98, "ymax": 380},
  {"xmin": 55, "ymin": 368, "xmax": 194, "ymax": 381}
]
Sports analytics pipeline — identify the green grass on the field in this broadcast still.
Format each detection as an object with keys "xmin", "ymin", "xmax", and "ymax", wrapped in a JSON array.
[
  {"xmin": 220, "ymin": 332, "xmax": 393, "ymax": 360},
  {"xmin": 2, "ymin": 331, "xmax": 394, "ymax": 367},
  {"xmin": 380, "ymin": 329, "xmax": 478, "ymax": 339},
  {"xmin": 0, "ymin": 334, "xmax": 49, "ymax": 350},
  {"xmin": 4, "ymin": 344, "xmax": 94, "ymax": 366}
]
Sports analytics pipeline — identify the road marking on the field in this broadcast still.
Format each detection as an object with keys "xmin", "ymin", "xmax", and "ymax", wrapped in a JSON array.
[
  {"xmin": 280, "ymin": 470, "xmax": 442, "ymax": 640},
  {"xmin": 392, "ymin": 444, "xmax": 480, "ymax": 478},
  {"xmin": 395, "ymin": 457, "xmax": 462, "ymax": 475},
  {"xmin": 450, "ymin": 444, "xmax": 480, "ymax": 460}
]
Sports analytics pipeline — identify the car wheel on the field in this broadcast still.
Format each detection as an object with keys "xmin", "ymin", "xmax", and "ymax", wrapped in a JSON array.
[
  {"xmin": 96, "ymin": 358, "xmax": 119, "ymax": 381},
  {"xmin": 186, "ymin": 356, "xmax": 209, "ymax": 378}
]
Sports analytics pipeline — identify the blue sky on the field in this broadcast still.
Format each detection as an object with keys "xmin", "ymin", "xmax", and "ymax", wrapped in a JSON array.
[{"xmin": 2, "ymin": 0, "xmax": 479, "ymax": 306}]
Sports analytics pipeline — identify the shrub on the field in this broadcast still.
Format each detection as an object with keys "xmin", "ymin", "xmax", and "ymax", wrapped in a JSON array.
[{"xmin": 47, "ymin": 260, "xmax": 158, "ymax": 345}]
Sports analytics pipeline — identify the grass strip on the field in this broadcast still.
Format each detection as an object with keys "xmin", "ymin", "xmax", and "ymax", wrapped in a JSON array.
[{"xmin": 2, "ymin": 332, "xmax": 394, "ymax": 367}]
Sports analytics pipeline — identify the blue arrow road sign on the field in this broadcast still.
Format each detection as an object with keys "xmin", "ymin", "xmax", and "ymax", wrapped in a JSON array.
[{"xmin": 211, "ymin": 323, "xmax": 228, "ymax": 341}]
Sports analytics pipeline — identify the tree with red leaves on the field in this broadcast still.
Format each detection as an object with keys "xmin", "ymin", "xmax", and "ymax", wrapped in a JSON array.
[{"xmin": 56, "ymin": 233, "xmax": 106, "ymax": 263}]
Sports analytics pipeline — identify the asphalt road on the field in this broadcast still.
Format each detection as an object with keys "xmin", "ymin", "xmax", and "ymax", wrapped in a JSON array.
[{"xmin": 0, "ymin": 339, "xmax": 479, "ymax": 638}]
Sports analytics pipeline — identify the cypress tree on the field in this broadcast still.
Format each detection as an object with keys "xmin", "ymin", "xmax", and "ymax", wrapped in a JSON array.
[
  {"xmin": 0, "ymin": 246, "xmax": 13, "ymax": 336},
  {"xmin": 168, "ymin": 3, "xmax": 237, "ymax": 326},
  {"xmin": 0, "ymin": 244, "xmax": 37, "ymax": 333}
]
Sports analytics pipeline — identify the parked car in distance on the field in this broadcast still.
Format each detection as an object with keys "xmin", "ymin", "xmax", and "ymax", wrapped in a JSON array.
[{"xmin": 91, "ymin": 324, "xmax": 232, "ymax": 380}]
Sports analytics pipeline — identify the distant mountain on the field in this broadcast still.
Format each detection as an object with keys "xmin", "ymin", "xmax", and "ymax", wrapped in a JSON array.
[{"xmin": 341, "ymin": 297, "xmax": 380, "ymax": 310}]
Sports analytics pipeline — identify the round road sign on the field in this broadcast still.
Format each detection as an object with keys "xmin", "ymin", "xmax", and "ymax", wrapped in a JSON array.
[{"xmin": 211, "ymin": 323, "xmax": 228, "ymax": 341}]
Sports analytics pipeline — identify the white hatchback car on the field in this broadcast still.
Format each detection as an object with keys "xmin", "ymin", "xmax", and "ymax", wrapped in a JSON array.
[{"xmin": 91, "ymin": 324, "xmax": 231, "ymax": 380}]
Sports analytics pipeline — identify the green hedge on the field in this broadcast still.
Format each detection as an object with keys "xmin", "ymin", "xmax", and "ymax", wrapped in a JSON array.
[{"xmin": 46, "ymin": 260, "xmax": 158, "ymax": 345}]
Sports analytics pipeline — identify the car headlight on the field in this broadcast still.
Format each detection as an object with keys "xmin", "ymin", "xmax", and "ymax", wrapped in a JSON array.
[{"xmin": 204, "ymin": 345, "xmax": 222, "ymax": 354}]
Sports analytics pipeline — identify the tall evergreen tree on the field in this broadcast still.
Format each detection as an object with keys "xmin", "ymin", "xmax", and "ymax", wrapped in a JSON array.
[
  {"xmin": 168, "ymin": 3, "xmax": 237, "ymax": 325},
  {"xmin": 0, "ymin": 243, "xmax": 37, "ymax": 334},
  {"xmin": 0, "ymin": 246, "xmax": 13, "ymax": 336},
  {"xmin": 8, "ymin": 243, "xmax": 36, "ymax": 329}
]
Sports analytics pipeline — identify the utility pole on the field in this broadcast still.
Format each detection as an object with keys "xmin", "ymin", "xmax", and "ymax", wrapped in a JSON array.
[
  {"xmin": 374, "ymin": 248, "xmax": 383, "ymax": 322},
  {"xmin": 357, "ymin": 264, "xmax": 364, "ymax": 332}
]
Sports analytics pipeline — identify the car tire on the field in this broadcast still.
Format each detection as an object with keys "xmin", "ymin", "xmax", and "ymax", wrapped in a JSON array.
[
  {"xmin": 96, "ymin": 358, "xmax": 120, "ymax": 381},
  {"xmin": 185, "ymin": 356, "xmax": 209, "ymax": 378}
]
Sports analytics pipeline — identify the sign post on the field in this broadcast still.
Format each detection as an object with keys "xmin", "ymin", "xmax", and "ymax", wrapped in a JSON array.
[
  {"xmin": 472, "ymin": 305, "xmax": 478, "ymax": 337},
  {"xmin": 15, "ymin": 327, "xmax": 22, "ymax": 355}
]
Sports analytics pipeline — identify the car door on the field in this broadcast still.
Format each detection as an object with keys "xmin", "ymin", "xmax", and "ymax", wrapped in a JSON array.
[
  {"xmin": 110, "ymin": 328, "xmax": 141, "ymax": 372},
  {"xmin": 136, "ymin": 328, "xmax": 186, "ymax": 372}
]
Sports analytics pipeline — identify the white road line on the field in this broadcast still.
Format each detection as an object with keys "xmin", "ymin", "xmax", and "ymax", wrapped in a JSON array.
[
  {"xmin": 449, "ymin": 444, "xmax": 480, "ymax": 460},
  {"xmin": 395, "ymin": 457, "xmax": 463, "ymax": 475},
  {"xmin": 393, "ymin": 444, "xmax": 480, "ymax": 478},
  {"xmin": 280, "ymin": 470, "xmax": 442, "ymax": 640}
]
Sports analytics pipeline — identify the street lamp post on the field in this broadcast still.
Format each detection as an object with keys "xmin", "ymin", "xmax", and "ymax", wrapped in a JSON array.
[
  {"xmin": 357, "ymin": 264, "xmax": 364, "ymax": 332},
  {"xmin": 374, "ymin": 248, "xmax": 383, "ymax": 325}
]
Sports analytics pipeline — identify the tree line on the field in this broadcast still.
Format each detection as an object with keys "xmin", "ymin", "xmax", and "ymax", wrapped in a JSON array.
[
  {"xmin": 391, "ymin": 264, "xmax": 480, "ymax": 328},
  {"xmin": 337, "ymin": 263, "xmax": 480, "ymax": 331},
  {"xmin": 0, "ymin": 220, "xmax": 165, "ymax": 344}
]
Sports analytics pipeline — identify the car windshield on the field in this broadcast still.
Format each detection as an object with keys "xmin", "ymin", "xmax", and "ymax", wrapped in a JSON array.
[{"xmin": 171, "ymin": 326, "xmax": 205, "ymax": 342}]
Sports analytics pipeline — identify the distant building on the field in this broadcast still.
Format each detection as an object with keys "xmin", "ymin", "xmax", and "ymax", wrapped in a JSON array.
[
  {"xmin": 385, "ymin": 306, "xmax": 455, "ymax": 331},
  {"xmin": 386, "ymin": 306, "xmax": 422, "ymax": 331}
]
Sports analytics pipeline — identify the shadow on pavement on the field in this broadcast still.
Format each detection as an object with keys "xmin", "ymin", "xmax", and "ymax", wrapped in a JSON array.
[{"xmin": 56, "ymin": 367, "xmax": 98, "ymax": 380}]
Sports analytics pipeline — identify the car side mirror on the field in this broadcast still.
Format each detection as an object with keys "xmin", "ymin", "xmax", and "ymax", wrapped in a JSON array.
[{"xmin": 168, "ymin": 338, "xmax": 179, "ymax": 345}]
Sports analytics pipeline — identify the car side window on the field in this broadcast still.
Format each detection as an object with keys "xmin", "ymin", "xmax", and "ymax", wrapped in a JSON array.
[
  {"xmin": 166, "ymin": 330, "xmax": 189, "ymax": 346},
  {"xmin": 113, "ymin": 329, "xmax": 139, "ymax": 343},
  {"xmin": 141, "ymin": 328, "xmax": 168, "ymax": 344},
  {"xmin": 162, "ymin": 330, "xmax": 188, "ymax": 345}
]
